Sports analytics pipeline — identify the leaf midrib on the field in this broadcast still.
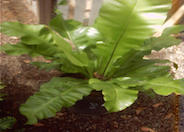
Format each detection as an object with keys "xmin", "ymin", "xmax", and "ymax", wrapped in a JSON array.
[
  {"xmin": 102, "ymin": 0, "xmax": 142, "ymax": 76},
  {"xmin": 61, "ymin": 18, "xmax": 80, "ymax": 52},
  {"xmin": 111, "ymin": 83, "xmax": 119, "ymax": 105},
  {"xmin": 32, "ymin": 87, "xmax": 76, "ymax": 117}
]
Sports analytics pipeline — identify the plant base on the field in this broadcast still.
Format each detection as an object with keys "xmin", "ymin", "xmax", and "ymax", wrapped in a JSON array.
[{"xmin": 68, "ymin": 90, "xmax": 108, "ymax": 115}]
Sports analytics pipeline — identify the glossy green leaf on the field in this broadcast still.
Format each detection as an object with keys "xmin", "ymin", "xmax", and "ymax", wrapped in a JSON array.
[
  {"xmin": 49, "ymin": 14, "xmax": 91, "ymax": 51},
  {"xmin": 0, "ymin": 21, "xmax": 54, "ymax": 45},
  {"xmin": 35, "ymin": 44, "xmax": 60, "ymax": 57},
  {"xmin": 111, "ymin": 46, "xmax": 171, "ymax": 78},
  {"xmin": 60, "ymin": 59, "xmax": 91, "ymax": 78},
  {"xmin": 31, "ymin": 61, "xmax": 62, "ymax": 71},
  {"xmin": 91, "ymin": 43, "xmax": 115, "ymax": 76},
  {"xmin": 114, "ymin": 50, "xmax": 149, "ymax": 66},
  {"xmin": 143, "ymin": 36, "xmax": 182, "ymax": 51},
  {"xmin": 1, "ymin": 43, "xmax": 42, "ymax": 57},
  {"xmin": 102, "ymin": 85, "xmax": 138, "ymax": 112},
  {"xmin": 70, "ymin": 27, "xmax": 90, "ymax": 48},
  {"xmin": 49, "ymin": 14, "xmax": 105, "ymax": 51},
  {"xmin": 161, "ymin": 24, "xmax": 184, "ymax": 37},
  {"xmin": 53, "ymin": 53, "xmax": 94, "ymax": 78},
  {"xmin": 126, "ymin": 64, "xmax": 170, "ymax": 79},
  {"xmin": 112, "ymin": 77, "xmax": 148, "ymax": 88},
  {"xmin": 1, "ymin": 42, "xmax": 59, "ymax": 59},
  {"xmin": 89, "ymin": 78, "xmax": 138, "ymax": 112},
  {"xmin": 86, "ymin": 27, "xmax": 105, "ymax": 45},
  {"xmin": 111, "ymin": 50, "xmax": 150, "ymax": 78},
  {"xmin": 141, "ymin": 25, "xmax": 184, "ymax": 51},
  {"xmin": 144, "ymin": 77, "xmax": 184, "ymax": 95},
  {"xmin": 52, "ymin": 32, "xmax": 89, "ymax": 67},
  {"xmin": 93, "ymin": 0, "xmax": 171, "ymax": 74},
  {"xmin": 20, "ymin": 77, "xmax": 92, "ymax": 124},
  {"xmin": 49, "ymin": 14, "xmax": 81, "ymax": 40},
  {"xmin": 94, "ymin": 0, "xmax": 171, "ymax": 42},
  {"xmin": 0, "ymin": 22, "xmax": 59, "ymax": 56}
]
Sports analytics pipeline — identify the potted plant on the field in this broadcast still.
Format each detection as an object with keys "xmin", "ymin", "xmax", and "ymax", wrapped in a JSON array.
[{"xmin": 1, "ymin": 0, "xmax": 184, "ymax": 125}]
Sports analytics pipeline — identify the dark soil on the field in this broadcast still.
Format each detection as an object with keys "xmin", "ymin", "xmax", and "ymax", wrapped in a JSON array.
[
  {"xmin": 0, "ymin": 0, "xmax": 183, "ymax": 132},
  {"xmin": 0, "ymin": 88, "xmax": 179, "ymax": 132},
  {"xmin": 179, "ymin": 95, "xmax": 184, "ymax": 132}
]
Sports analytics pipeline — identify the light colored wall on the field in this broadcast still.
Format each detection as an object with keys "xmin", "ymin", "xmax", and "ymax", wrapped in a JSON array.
[
  {"xmin": 26, "ymin": 0, "xmax": 39, "ymax": 21},
  {"xmin": 57, "ymin": 0, "xmax": 104, "ymax": 25}
]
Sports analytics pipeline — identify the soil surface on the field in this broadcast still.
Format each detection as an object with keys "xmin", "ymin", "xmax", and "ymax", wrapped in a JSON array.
[{"xmin": 0, "ymin": 0, "xmax": 184, "ymax": 132}]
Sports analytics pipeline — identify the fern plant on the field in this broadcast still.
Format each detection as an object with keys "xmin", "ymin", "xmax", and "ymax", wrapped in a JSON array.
[
  {"xmin": 1, "ymin": 0, "xmax": 184, "ymax": 124},
  {"xmin": 0, "ymin": 117, "xmax": 16, "ymax": 131}
]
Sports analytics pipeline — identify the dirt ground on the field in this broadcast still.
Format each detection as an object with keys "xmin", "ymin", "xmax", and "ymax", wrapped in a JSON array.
[{"xmin": 0, "ymin": 0, "xmax": 184, "ymax": 132}]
